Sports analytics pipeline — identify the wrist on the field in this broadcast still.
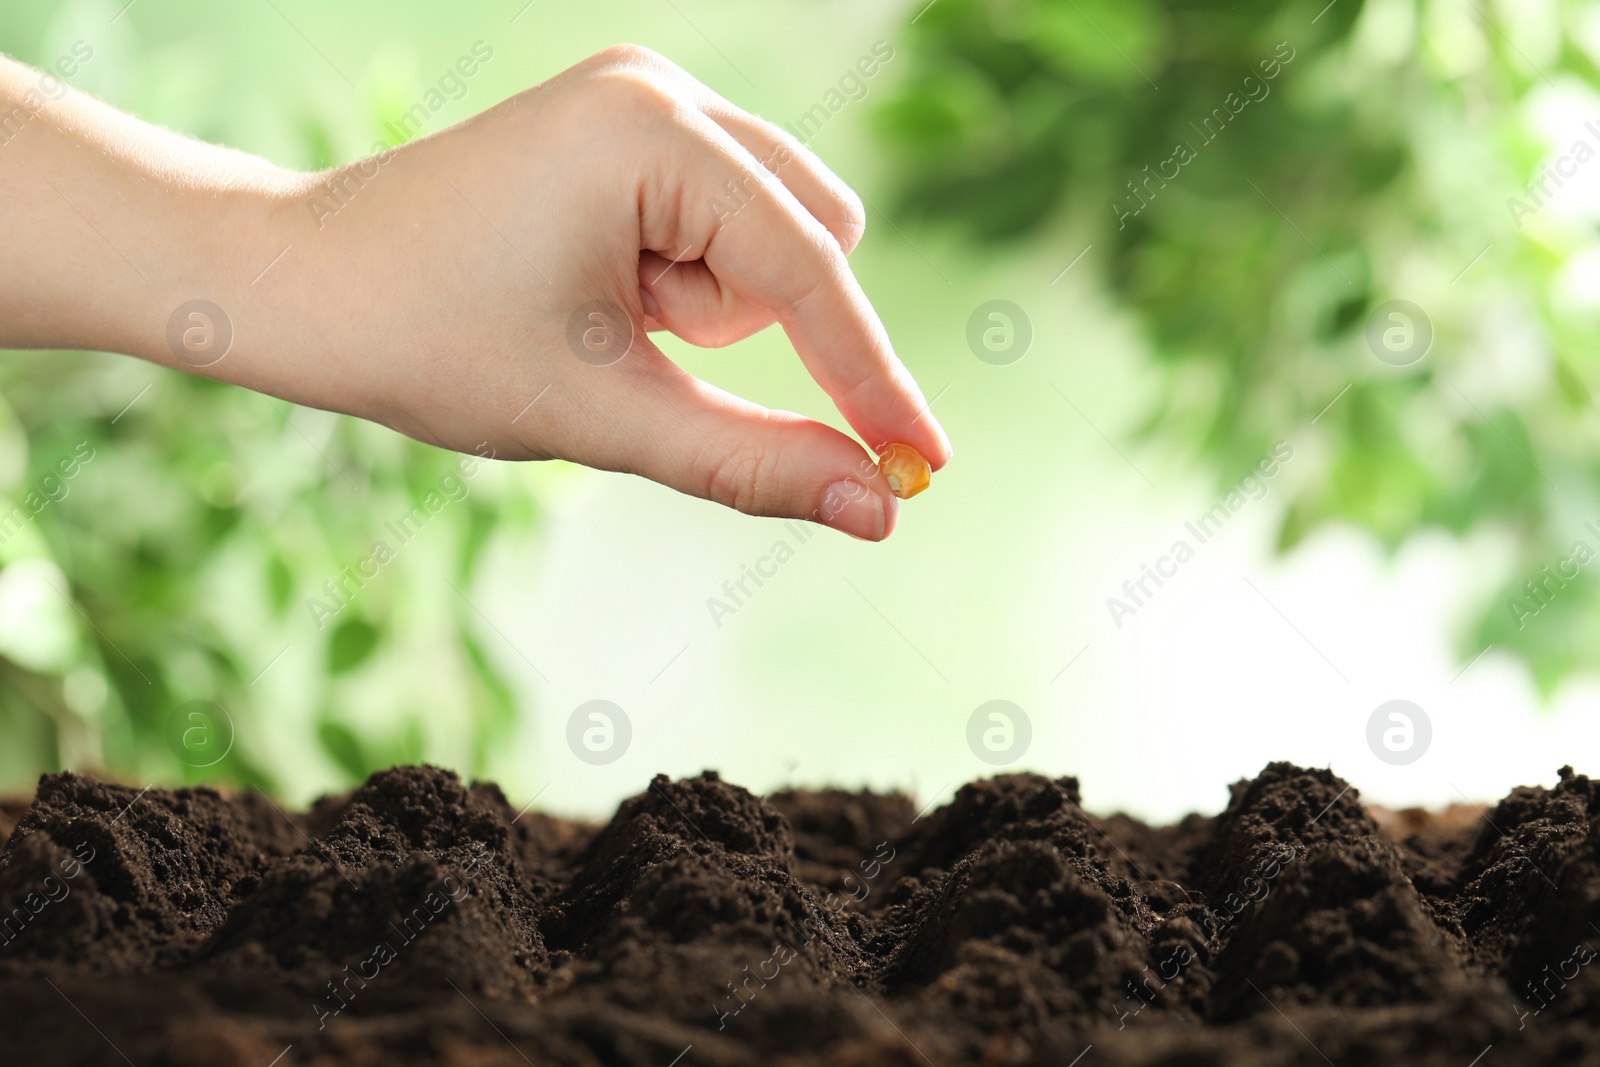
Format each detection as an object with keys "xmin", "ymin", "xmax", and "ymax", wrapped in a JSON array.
[{"xmin": 127, "ymin": 171, "xmax": 311, "ymax": 373}]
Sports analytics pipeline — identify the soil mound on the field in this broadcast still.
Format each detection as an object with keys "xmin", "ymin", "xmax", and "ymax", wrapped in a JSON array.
[{"xmin": 1, "ymin": 763, "xmax": 1596, "ymax": 1065}]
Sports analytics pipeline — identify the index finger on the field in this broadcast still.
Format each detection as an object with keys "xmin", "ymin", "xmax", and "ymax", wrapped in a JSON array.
[{"xmin": 681, "ymin": 121, "xmax": 952, "ymax": 470}]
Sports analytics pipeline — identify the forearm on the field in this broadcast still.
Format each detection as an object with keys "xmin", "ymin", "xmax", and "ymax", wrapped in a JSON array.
[{"xmin": 0, "ymin": 54, "xmax": 303, "ymax": 363}]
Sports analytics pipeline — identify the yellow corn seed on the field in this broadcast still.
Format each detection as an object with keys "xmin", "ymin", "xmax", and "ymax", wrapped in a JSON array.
[{"xmin": 878, "ymin": 443, "xmax": 931, "ymax": 499}]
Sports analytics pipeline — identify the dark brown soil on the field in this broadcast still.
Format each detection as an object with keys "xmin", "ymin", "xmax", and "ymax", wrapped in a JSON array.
[{"xmin": 1, "ymin": 763, "xmax": 1596, "ymax": 1066}]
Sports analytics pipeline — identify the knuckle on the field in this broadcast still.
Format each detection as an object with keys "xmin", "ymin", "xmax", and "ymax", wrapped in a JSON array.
[
  {"xmin": 703, "ymin": 440, "xmax": 780, "ymax": 516},
  {"xmin": 599, "ymin": 70, "xmax": 682, "ymax": 120},
  {"xmin": 594, "ymin": 43, "xmax": 667, "ymax": 70},
  {"xmin": 834, "ymin": 361, "xmax": 879, "ymax": 410},
  {"xmin": 579, "ymin": 48, "xmax": 687, "ymax": 122},
  {"xmin": 834, "ymin": 186, "xmax": 867, "ymax": 250},
  {"xmin": 758, "ymin": 130, "xmax": 865, "ymax": 250},
  {"xmin": 779, "ymin": 240, "xmax": 850, "ymax": 317}
]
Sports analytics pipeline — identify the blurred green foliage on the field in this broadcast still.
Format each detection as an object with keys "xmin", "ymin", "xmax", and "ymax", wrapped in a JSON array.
[
  {"xmin": 0, "ymin": 3, "xmax": 537, "ymax": 794},
  {"xmin": 876, "ymin": 0, "xmax": 1600, "ymax": 692},
  {"xmin": 0, "ymin": 361, "xmax": 535, "ymax": 795}
]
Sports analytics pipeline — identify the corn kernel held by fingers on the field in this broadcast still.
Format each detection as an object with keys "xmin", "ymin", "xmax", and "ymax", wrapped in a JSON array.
[{"xmin": 878, "ymin": 443, "xmax": 931, "ymax": 499}]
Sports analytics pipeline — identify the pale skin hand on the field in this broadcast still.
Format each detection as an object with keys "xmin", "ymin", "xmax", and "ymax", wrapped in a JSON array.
[{"xmin": 0, "ymin": 45, "xmax": 951, "ymax": 541}]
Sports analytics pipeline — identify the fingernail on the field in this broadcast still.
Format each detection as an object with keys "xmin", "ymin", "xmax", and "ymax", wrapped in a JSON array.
[
  {"xmin": 929, "ymin": 419, "xmax": 953, "ymax": 465},
  {"xmin": 817, "ymin": 479, "xmax": 889, "ymax": 541}
]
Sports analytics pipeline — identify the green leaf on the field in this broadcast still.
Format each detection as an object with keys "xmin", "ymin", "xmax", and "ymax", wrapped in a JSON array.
[
  {"xmin": 316, "ymin": 718, "xmax": 369, "ymax": 783},
  {"xmin": 327, "ymin": 618, "xmax": 380, "ymax": 675},
  {"xmin": 267, "ymin": 554, "xmax": 294, "ymax": 616}
]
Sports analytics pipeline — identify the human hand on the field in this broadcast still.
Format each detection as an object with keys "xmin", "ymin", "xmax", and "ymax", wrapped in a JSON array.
[
  {"xmin": 1, "ymin": 45, "xmax": 948, "ymax": 539},
  {"xmin": 76, "ymin": 45, "xmax": 951, "ymax": 540}
]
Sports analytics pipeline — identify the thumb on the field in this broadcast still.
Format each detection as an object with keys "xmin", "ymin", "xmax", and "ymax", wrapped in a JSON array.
[{"xmin": 587, "ymin": 352, "xmax": 900, "ymax": 541}]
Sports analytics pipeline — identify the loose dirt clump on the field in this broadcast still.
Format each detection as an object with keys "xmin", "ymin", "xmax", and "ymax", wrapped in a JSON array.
[{"xmin": 0, "ymin": 762, "xmax": 1596, "ymax": 1065}]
